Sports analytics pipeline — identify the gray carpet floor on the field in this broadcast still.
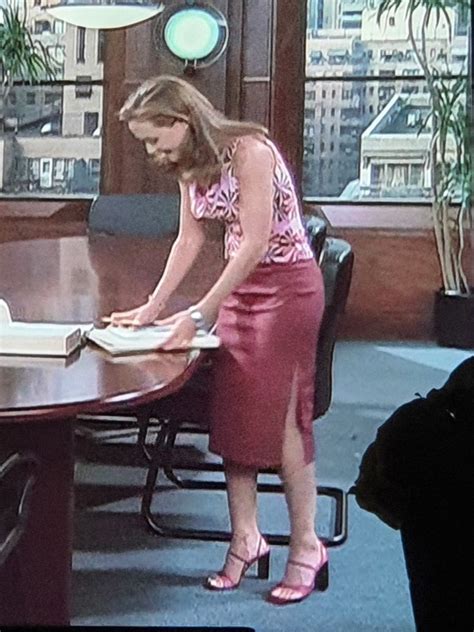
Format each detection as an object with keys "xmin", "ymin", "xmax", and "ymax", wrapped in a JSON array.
[{"xmin": 72, "ymin": 341, "xmax": 472, "ymax": 631}]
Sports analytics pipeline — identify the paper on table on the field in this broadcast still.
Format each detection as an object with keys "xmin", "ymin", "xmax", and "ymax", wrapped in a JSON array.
[{"xmin": 86, "ymin": 324, "xmax": 220, "ymax": 355}]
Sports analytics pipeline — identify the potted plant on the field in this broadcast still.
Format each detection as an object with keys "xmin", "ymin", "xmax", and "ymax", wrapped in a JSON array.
[
  {"xmin": 377, "ymin": 0, "xmax": 473, "ymax": 348},
  {"xmin": 0, "ymin": 0, "xmax": 60, "ymax": 130}
]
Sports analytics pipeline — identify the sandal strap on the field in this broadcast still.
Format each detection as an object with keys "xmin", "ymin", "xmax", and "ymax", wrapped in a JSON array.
[
  {"xmin": 226, "ymin": 549, "xmax": 249, "ymax": 565},
  {"xmin": 287, "ymin": 559, "xmax": 318, "ymax": 572},
  {"xmin": 208, "ymin": 572, "xmax": 236, "ymax": 589},
  {"xmin": 272, "ymin": 580, "xmax": 313, "ymax": 593},
  {"xmin": 226, "ymin": 535, "xmax": 268, "ymax": 565}
]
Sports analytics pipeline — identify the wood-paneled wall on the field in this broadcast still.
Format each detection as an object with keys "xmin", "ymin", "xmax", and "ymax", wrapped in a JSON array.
[
  {"xmin": 305, "ymin": 204, "xmax": 473, "ymax": 340},
  {"xmin": 332, "ymin": 229, "xmax": 443, "ymax": 340},
  {"xmin": 101, "ymin": 0, "xmax": 305, "ymax": 193}
]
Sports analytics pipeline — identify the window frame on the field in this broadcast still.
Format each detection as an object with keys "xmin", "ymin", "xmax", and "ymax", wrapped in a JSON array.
[
  {"xmin": 303, "ymin": 4, "xmax": 471, "ymax": 208},
  {"xmin": 0, "ymin": 78, "xmax": 104, "ymax": 201}
]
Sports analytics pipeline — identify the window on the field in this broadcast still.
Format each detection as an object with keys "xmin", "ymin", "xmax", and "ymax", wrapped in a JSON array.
[
  {"xmin": 371, "ymin": 164, "xmax": 383, "ymax": 186},
  {"xmin": 53, "ymin": 159, "xmax": 65, "ymax": 181},
  {"xmin": 2, "ymin": 10, "xmax": 103, "ymax": 198},
  {"xmin": 84, "ymin": 112, "xmax": 99, "ymax": 136},
  {"xmin": 76, "ymin": 27, "xmax": 86, "ymax": 63},
  {"xmin": 304, "ymin": 1, "xmax": 470, "ymax": 200},
  {"xmin": 34, "ymin": 20, "xmax": 51, "ymax": 34},
  {"xmin": 410, "ymin": 164, "xmax": 424, "ymax": 186},
  {"xmin": 75, "ymin": 76, "xmax": 93, "ymax": 99},
  {"xmin": 40, "ymin": 158, "xmax": 53, "ymax": 188},
  {"xmin": 45, "ymin": 92, "xmax": 59, "ymax": 105},
  {"xmin": 53, "ymin": 20, "xmax": 65, "ymax": 35},
  {"xmin": 97, "ymin": 30, "xmax": 106, "ymax": 63},
  {"xmin": 88, "ymin": 159, "xmax": 101, "ymax": 181}
]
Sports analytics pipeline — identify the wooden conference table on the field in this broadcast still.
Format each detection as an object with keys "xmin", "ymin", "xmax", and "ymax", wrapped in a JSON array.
[{"xmin": 0, "ymin": 232, "xmax": 223, "ymax": 625}]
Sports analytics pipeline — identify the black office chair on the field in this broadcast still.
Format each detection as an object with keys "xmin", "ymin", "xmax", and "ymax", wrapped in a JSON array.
[
  {"xmin": 139, "ymin": 236, "xmax": 354, "ymax": 554},
  {"xmin": 304, "ymin": 214, "xmax": 327, "ymax": 264},
  {"xmin": 76, "ymin": 193, "xmax": 181, "ymax": 439},
  {"xmin": 0, "ymin": 451, "xmax": 39, "ymax": 569},
  {"xmin": 87, "ymin": 193, "xmax": 180, "ymax": 237}
]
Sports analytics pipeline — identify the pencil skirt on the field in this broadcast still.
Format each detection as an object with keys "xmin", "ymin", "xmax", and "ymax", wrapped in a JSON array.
[{"xmin": 208, "ymin": 257, "xmax": 325, "ymax": 468}]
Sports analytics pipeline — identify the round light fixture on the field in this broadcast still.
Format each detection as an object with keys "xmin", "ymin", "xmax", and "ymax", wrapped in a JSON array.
[
  {"xmin": 155, "ymin": 3, "xmax": 228, "ymax": 70},
  {"xmin": 165, "ymin": 8, "xmax": 220, "ymax": 60},
  {"xmin": 46, "ymin": 0, "xmax": 164, "ymax": 30}
]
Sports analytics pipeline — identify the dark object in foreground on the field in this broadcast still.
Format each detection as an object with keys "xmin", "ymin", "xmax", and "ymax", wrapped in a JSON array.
[
  {"xmin": 353, "ymin": 357, "xmax": 474, "ymax": 631},
  {"xmin": 434, "ymin": 289, "xmax": 474, "ymax": 349}
]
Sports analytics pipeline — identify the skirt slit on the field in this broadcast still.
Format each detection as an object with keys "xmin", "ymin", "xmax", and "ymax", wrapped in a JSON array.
[{"xmin": 208, "ymin": 258, "xmax": 325, "ymax": 469}]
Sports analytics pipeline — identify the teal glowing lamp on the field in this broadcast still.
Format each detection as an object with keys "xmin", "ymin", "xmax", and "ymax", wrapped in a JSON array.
[{"xmin": 157, "ymin": 3, "xmax": 228, "ymax": 71}]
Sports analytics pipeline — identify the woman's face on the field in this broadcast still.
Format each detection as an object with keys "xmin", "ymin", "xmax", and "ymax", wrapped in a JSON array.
[{"xmin": 128, "ymin": 118, "xmax": 190, "ymax": 168}]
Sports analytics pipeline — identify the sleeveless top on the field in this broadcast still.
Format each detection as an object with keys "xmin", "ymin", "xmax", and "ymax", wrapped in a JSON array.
[{"xmin": 188, "ymin": 137, "xmax": 314, "ymax": 264}]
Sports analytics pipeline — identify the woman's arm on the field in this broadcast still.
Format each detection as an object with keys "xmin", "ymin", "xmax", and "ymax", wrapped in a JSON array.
[
  {"xmin": 148, "ymin": 181, "xmax": 206, "ymax": 310},
  {"xmin": 195, "ymin": 136, "xmax": 274, "ymax": 325}
]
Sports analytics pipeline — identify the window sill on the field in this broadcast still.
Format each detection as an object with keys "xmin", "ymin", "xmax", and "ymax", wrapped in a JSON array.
[
  {"xmin": 303, "ymin": 202, "xmax": 434, "ymax": 230},
  {"xmin": 0, "ymin": 198, "xmax": 91, "ymax": 220}
]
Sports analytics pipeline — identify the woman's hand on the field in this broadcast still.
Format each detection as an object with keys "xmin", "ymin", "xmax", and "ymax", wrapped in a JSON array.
[
  {"xmin": 154, "ymin": 312, "xmax": 197, "ymax": 350},
  {"xmin": 105, "ymin": 298, "xmax": 164, "ymax": 328}
]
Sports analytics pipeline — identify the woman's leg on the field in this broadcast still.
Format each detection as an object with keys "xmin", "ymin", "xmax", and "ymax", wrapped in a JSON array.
[
  {"xmin": 207, "ymin": 461, "xmax": 269, "ymax": 588},
  {"xmin": 270, "ymin": 376, "xmax": 324, "ymax": 601}
]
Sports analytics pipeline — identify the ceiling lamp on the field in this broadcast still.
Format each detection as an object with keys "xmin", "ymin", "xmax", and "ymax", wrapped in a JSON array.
[
  {"xmin": 46, "ymin": 0, "xmax": 164, "ymax": 30},
  {"xmin": 155, "ymin": 2, "xmax": 228, "ymax": 72}
]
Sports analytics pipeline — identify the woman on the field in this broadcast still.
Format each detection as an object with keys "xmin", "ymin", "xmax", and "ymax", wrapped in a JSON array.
[{"xmin": 109, "ymin": 75, "xmax": 327, "ymax": 605}]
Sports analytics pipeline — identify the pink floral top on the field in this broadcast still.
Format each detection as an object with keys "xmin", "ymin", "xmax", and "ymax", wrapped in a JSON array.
[{"xmin": 189, "ymin": 137, "xmax": 314, "ymax": 264}]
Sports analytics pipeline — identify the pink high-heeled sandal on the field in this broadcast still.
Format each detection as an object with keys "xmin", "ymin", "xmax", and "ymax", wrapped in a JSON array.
[
  {"xmin": 267, "ymin": 543, "xmax": 328, "ymax": 605},
  {"xmin": 205, "ymin": 536, "xmax": 271, "ymax": 591}
]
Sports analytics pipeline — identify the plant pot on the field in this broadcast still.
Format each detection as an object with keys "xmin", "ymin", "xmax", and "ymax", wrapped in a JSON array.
[{"xmin": 434, "ymin": 289, "xmax": 474, "ymax": 349}]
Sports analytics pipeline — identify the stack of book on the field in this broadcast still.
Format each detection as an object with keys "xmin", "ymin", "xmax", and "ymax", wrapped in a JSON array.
[{"xmin": 0, "ymin": 299, "xmax": 220, "ymax": 358}]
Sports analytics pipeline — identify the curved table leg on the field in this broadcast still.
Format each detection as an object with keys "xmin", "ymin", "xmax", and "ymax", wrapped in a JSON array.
[{"xmin": 0, "ymin": 418, "xmax": 74, "ymax": 626}]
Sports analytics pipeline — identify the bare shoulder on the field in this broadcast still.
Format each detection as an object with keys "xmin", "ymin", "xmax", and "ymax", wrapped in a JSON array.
[{"xmin": 232, "ymin": 135, "xmax": 275, "ymax": 173}]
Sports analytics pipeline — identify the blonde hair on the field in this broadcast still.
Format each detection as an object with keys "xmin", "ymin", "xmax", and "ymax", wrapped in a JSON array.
[{"xmin": 119, "ymin": 75, "xmax": 268, "ymax": 186}]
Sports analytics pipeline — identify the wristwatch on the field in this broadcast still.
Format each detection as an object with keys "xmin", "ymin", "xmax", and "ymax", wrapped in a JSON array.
[{"xmin": 187, "ymin": 307, "xmax": 210, "ymax": 333}]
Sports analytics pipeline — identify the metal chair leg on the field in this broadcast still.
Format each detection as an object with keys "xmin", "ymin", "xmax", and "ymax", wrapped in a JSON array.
[
  {"xmin": 140, "ymin": 420, "xmax": 349, "ymax": 546},
  {"xmin": 136, "ymin": 410, "xmax": 154, "ymax": 463}
]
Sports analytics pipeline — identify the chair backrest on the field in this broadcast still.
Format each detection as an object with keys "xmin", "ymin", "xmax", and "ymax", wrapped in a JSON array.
[
  {"xmin": 314, "ymin": 237, "xmax": 354, "ymax": 419},
  {"xmin": 88, "ymin": 194, "xmax": 180, "ymax": 237},
  {"xmin": 304, "ymin": 214, "xmax": 327, "ymax": 263}
]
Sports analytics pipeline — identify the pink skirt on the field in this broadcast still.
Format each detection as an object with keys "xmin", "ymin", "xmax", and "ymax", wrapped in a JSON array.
[{"xmin": 208, "ymin": 258, "xmax": 325, "ymax": 468}]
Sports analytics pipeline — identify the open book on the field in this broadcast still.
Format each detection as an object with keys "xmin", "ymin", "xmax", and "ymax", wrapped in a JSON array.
[
  {"xmin": 86, "ymin": 324, "xmax": 220, "ymax": 355},
  {"xmin": 0, "ymin": 299, "xmax": 91, "ymax": 357}
]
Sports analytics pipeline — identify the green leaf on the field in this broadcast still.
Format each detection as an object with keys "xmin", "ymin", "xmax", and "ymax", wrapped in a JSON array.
[{"xmin": 0, "ymin": 4, "xmax": 58, "ymax": 84}]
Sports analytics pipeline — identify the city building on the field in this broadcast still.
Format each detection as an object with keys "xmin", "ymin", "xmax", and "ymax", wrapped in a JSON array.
[
  {"xmin": 0, "ymin": 0, "xmax": 103, "ymax": 196},
  {"xmin": 303, "ymin": 1, "xmax": 466, "ymax": 199}
]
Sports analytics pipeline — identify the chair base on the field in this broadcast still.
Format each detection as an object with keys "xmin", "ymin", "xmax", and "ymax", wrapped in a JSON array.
[{"xmin": 140, "ymin": 421, "xmax": 349, "ymax": 547}]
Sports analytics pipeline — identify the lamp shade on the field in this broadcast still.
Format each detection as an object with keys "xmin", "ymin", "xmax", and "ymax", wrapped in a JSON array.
[{"xmin": 46, "ymin": 0, "xmax": 164, "ymax": 29}]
